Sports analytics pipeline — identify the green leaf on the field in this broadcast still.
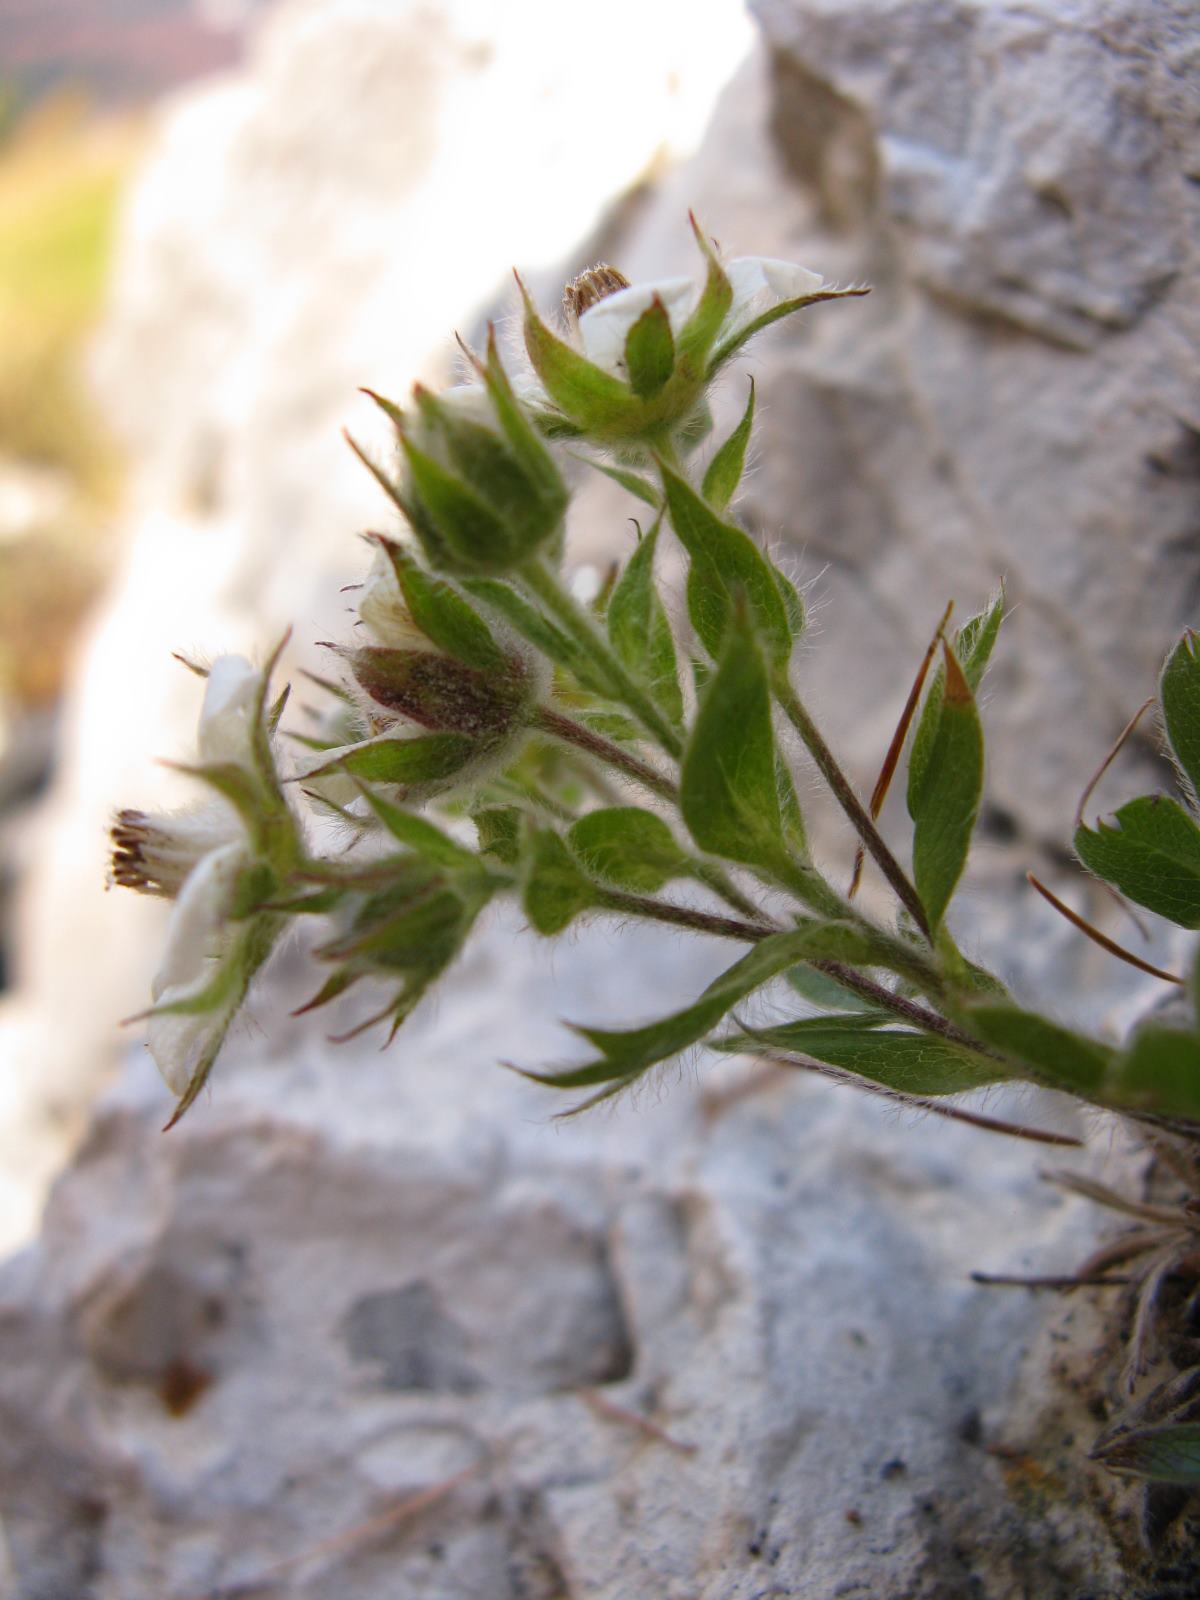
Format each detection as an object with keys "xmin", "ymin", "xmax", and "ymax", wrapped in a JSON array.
[
  {"xmin": 785, "ymin": 964, "xmax": 878, "ymax": 1011},
  {"xmin": 525, "ymin": 921, "xmax": 877, "ymax": 1093},
  {"xmin": 357, "ymin": 787, "xmax": 480, "ymax": 870},
  {"xmin": 472, "ymin": 805, "xmax": 522, "ymax": 865},
  {"xmin": 1092, "ymin": 1424, "xmax": 1200, "ymax": 1487},
  {"xmin": 680, "ymin": 612, "xmax": 789, "ymax": 875},
  {"xmin": 708, "ymin": 284, "xmax": 870, "ymax": 375},
  {"xmin": 522, "ymin": 828, "xmax": 601, "ymax": 934},
  {"xmin": 302, "ymin": 732, "xmax": 475, "ymax": 786},
  {"xmin": 910, "ymin": 645, "xmax": 983, "ymax": 930},
  {"xmin": 660, "ymin": 464, "xmax": 792, "ymax": 666},
  {"xmin": 624, "ymin": 295, "xmax": 676, "ymax": 399},
  {"xmin": 1075, "ymin": 795, "xmax": 1200, "ymax": 928},
  {"xmin": 1109, "ymin": 1025, "xmax": 1200, "ymax": 1119},
  {"xmin": 465, "ymin": 577, "xmax": 612, "ymax": 697},
  {"xmin": 702, "ymin": 379, "xmax": 754, "ymax": 511},
  {"xmin": 568, "ymin": 807, "xmax": 689, "ymax": 892},
  {"xmin": 963, "ymin": 1002, "xmax": 1113, "ymax": 1094},
  {"xmin": 376, "ymin": 537, "xmax": 504, "ymax": 671},
  {"xmin": 1160, "ymin": 630, "xmax": 1200, "ymax": 806},
  {"xmin": 725, "ymin": 1017, "xmax": 1008, "ymax": 1096},
  {"xmin": 607, "ymin": 523, "xmax": 684, "ymax": 728},
  {"xmin": 908, "ymin": 590, "xmax": 1003, "ymax": 815}
]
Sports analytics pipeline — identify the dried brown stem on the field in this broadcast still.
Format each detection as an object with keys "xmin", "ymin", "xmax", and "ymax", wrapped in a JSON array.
[{"xmin": 1027, "ymin": 872, "xmax": 1182, "ymax": 984}]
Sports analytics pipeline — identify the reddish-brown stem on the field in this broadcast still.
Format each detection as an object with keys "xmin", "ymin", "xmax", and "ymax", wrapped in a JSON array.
[{"xmin": 1027, "ymin": 872, "xmax": 1182, "ymax": 985}]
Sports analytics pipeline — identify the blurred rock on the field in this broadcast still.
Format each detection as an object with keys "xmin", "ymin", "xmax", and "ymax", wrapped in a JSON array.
[
  {"xmin": 1, "ymin": 907, "xmax": 1183, "ymax": 1600},
  {"xmin": 0, "ymin": 0, "xmax": 752, "ymax": 1241}
]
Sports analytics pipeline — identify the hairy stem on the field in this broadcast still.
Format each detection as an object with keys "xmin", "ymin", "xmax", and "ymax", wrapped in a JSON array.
[
  {"xmin": 520, "ymin": 558, "xmax": 684, "ymax": 758},
  {"xmin": 594, "ymin": 889, "xmax": 778, "ymax": 944},
  {"xmin": 534, "ymin": 706, "xmax": 677, "ymax": 802},
  {"xmin": 773, "ymin": 673, "xmax": 933, "ymax": 943}
]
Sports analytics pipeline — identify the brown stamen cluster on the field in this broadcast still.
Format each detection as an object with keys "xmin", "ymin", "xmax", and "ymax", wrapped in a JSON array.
[{"xmin": 562, "ymin": 263, "xmax": 630, "ymax": 323}]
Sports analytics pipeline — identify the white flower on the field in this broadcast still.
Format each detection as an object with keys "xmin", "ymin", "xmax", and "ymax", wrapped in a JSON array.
[
  {"xmin": 114, "ymin": 653, "xmax": 279, "ymax": 1103},
  {"xmin": 723, "ymin": 255, "xmax": 827, "ymax": 338},
  {"xmin": 576, "ymin": 277, "xmax": 699, "ymax": 378},
  {"xmin": 147, "ymin": 840, "xmax": 250, "ymax": 1094},
  {"xmin": 357, "ymin": 545, "xmax": 428, "ymax": 651}
]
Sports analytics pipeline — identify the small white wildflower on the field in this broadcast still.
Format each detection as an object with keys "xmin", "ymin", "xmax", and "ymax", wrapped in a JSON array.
[{"xmin": 576, "ymin": 277, "xmax": 699, "ymax": 378}]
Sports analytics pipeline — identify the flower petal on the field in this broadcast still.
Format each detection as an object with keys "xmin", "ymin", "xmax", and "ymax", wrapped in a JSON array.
[
  {"xmin": 724, "ymin": 256, "xmax": 827, "ymax": 334},
  {"xmin": 577, "ymin": 278, "xmax": 697, "ymax": 378},
  {"xmin": 198, "ymin": 655, "xmax": 260, "ymax": 768},
  {"xmin": 151, "ymin": 841, "xmax": 246, "ymax": 1000}
]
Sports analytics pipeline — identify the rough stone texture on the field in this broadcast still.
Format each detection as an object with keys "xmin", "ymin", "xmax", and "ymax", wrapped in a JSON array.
[
  {"xmin": 2, "ymin": 1, "xmax": 1199, "ymax": 1595},
  {"xmin": 2, "ymin": 906, "xmax": 1193, "ymax": 1600}
]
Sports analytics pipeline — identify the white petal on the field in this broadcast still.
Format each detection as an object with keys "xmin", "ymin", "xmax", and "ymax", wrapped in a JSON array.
[
  {"xmin": 358, "ymin": 546, "xmax": 427, "ymax": 650},
  {"xmin": 198, "ymin": 654, "xmax": 260, "ymax": 768},
  {"xmin": 724, "ymin": 256, "xmax": 827, "ymax": 334},
  {"xmin": 577, "ymin": 278, "xmax": 698, "ymax": 377},
  {"xmin": 147, "ymin": 1009, "xmax": 230, "ymax": 1097},
  {"xmin": 151, "ymin": 842, "xmax": 245, "ymax": 1000}
]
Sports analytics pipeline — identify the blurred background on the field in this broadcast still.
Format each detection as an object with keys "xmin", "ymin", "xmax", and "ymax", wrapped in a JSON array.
[{"xmin": 0, "ymin": 3, "xmax": 1195, "ymax": 1592}]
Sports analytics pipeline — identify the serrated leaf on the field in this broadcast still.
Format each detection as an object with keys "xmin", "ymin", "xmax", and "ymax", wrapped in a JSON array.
[
  {"xmin": 702, "ymin": 379, "xmax": 754, "ymax": 510},
  {"xmin": 1109, "ymin": 1025, "xmax": 1200, "ymax": 1119},
  {"xmin": 726, "ymin": 1017, "xmax": 1007, "ymax": 1096},
  {"xmin": 680, "ymin": 613, "xmax": 789, "ymax": 875},
  {"xmin": 908, "ymin": 591, "xmax": 1003, "ymax": 816},
  {"xmin": 660, "ymin": 464, "xmax": 792, "ymax": 666},
  {"xmin": 302, "ymin": 732, "xmax": 475, "ymax": 786},
  {"xmin": 525, "ymin": 921, "xmax": 877, "ymax": 1092},
  {"xmin": 1093, "ymin": 1424, "xmax": 1200, "ymax": 1487},
  {"xmin": 1161, "ymin": 631, "xmax": 1200, "ymax": 806},
  {"xmin": 624, "ymin": 295, "xmax": 675, "ymax": 399},
  {"xmin": 568, "ymin": 807, "xmax": 689, "ymax": 893},
  {"xmin": 607, "ymin": 523, "xmax": 684, "ymax": 728},
  {"xmin": 910, "ymin": 646, "xmax": 983, "ymax": 929},
  {"xmin": 1075, "ymin": 795, "xmax": 1200, "ymax": 928},
  {"xmin": 963, "ymin": 1002, "xmax": 1112, "ymax": 1094},
  {"xmin": 522, "ymin": 828, "xmax": 602, "ymax": 934},
  {"xmin": 377, "ymin": 538, "xmax": 504, "ymax": 671}
]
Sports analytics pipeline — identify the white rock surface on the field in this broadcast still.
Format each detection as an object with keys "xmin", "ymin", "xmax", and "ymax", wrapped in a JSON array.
[{"xmin": 0, "ymin": 907, "xmax": 1171, "ymax": 1600}]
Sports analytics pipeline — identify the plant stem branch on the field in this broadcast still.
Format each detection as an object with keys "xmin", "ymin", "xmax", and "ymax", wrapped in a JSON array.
[
  {"xmin": 595, "ymin": 889, "xmax": 777, "ymax": 945},
  {"xmin": 521, "ymin": 558, "xmax": 684, "ymax": 758},
  {"xmin": 533, "ymin": 707, "xmax": 677, "ymax": 802},
  {"xmin": 773, "ymin": 674, "xmax": 933, "ymax": 943}
]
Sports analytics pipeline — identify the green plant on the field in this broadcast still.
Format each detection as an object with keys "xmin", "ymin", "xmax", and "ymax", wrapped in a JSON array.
[{"xmin": 110, "ymin": 221, "xmax": 1200, "ymax": 1530}]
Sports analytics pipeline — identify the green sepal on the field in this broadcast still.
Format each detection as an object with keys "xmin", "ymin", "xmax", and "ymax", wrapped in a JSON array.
[
  {"xmin": 480, "ymin": 326, "xmax": 569, "ymax": 517},
  {"xmin": 518, "ymin": 275, "xmax": 638, "ymax": 433},
  {"xmin": 660, "ymin": 463, "xmax": 792, "ymax": 666},
  {"xmin": 675, "ymin": 215, "xmax": 733, "ymax": 371},
  {"xmin": 567, "ymin": 806, "xmax": 689, "ymax": 892},
  {"xmin": 624, "ymin": 295, "xmax": 675, "ymax": 399},
  {"xmin": 522, "ymin": 827, "xmax": 602, "ymax": 934},
  {"xmin": 356, "ymin": 785, "xmax": 480, "ymax": 871},
  {"xmin": 1074, "ymin": 795, "xmax": 1200, "ymax": 928},
  {"xmin": 374, "ymin": 536, "xmax": 504, "ymax": 671},
  {"xmin": 1162, "ymin": 630, "xmax": 1200, "ymax": 806},
  {"xmin": 606, "ymin": 522, "xmax": 684, "ymax": 729},
  {"xmin": 722, "ymin": 1016, "xmax": 1008, "ymax": 1096},
  {"xmin": 465, "ymin": 577, "xmax": 612, "ymax": 697},
  {"xmin": 399, "ymin": 430, "xmax": 523, "ymax": 575},
  {"xmin": 577, "ymin": 455, "xmax": 661, "ymax": 508},
  {"xmin": 702, "ymin": 378, "xmax": 754, "ymax": 511},
  {"xmin": 708, "ymin": 283, "xmax": 870, "ymax": 376},
  {"xmin": 961, "ymin": 1002, "xmax": 1113, "ymax": 1094},
  {"xmin": 680, "ymin": 608, "xmax": 794, "ymax": 876},
  {"xmin": 301, "ymin": 732, "xmax": 476, "ymax": 787},
  {"xmin": 910, "ymin": 644, "xmax": 984, "ymax": 931}
]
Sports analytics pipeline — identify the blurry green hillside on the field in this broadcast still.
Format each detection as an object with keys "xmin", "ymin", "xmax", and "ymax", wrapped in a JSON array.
[{"xmin": 0, "ymin": 93, "xmax": 139, "ymax": 714}]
